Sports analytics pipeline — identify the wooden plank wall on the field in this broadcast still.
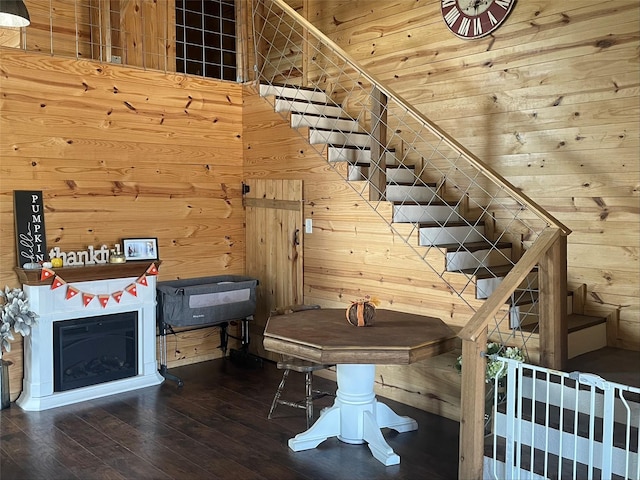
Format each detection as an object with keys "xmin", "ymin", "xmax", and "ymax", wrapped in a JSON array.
[
  {"xmin": 0, "ymin": 50, "xmax": 245, "ymax": 399},
  {"xmin": 290, "ymin": 0, "xmax": 640, "ymax": 350}
]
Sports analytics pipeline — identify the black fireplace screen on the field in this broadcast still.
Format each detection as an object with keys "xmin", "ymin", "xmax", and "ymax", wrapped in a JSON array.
[{"xmin": 53, "ymin": 311, "xmax": 138, "ymax": 392}]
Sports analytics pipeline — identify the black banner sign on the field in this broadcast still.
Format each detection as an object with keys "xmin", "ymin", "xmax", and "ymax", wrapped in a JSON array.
[{"xmin": 14, "ymin": 190, "xmax": 47, "ymax": 268}]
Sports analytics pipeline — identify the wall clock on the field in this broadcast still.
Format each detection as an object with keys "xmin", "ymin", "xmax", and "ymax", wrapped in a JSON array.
[{"xmin": 441, "ymin": 0, "xmax": 516, "ymax": 40}]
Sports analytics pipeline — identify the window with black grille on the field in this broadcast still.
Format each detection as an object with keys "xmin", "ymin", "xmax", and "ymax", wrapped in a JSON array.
[{"xmin": 176, "ymin": 0, "xmax": 237, "ymax": 81}]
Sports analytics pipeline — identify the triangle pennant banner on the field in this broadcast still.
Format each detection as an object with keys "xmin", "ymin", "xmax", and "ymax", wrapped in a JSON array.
[
  {"xmin": 98, "ymin": 294, "xmax": 110, "ymax": 308},
  {"xmin": 82, "ymin": 292, "xmax": 95, "ymax": 307},
  {"xmin": 40, "ymin": 268, "xmax": 55, "ymax": 281},
  {"xmin": 51, "ymin": 276, "xmax": 67, "ymax": 290},
  {"xmin": 112, "ymin": 290, "xmax": 123, "ymax": 303},
  {"xmin": 137, "ymin": 274, "xmax": 148, "ymax": 287},
  {"xmin": 66, "ymin": 286, "xmax": 80, "ymax": 300},
  {"xmin": 146, "ymin": 263, "xmax": 158, "ymax": 275},
  {"xmin": 125, "ymin": 283, "xmax": 137, "ymax": 297}
]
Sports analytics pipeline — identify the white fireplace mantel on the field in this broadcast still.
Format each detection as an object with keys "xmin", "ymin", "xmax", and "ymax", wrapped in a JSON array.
[{"xmin": 17, "ymin": 270, "xmax": 164, "ymax": 411}]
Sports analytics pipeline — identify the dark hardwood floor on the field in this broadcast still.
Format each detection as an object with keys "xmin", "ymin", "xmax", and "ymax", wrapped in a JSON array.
[{"xmin": 0, "ymin": 358, "xmax": 460, "ymax": 480}]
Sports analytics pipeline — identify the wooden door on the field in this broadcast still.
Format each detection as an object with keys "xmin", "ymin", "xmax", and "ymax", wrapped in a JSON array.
[{"xmin": 244, "ymin": 179, "xmax": 303, "ymax": 360}]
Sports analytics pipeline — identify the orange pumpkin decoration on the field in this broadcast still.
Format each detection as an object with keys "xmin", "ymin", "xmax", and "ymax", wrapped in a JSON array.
[{"xmin": 346, "ymin": 296, "xmax": 377, "ymax": 327}]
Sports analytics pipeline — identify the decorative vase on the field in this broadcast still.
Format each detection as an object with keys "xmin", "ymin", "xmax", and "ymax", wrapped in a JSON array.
[
  {"xmin": 0, "ymin": 359, "xmax": 13, "ymax": 410},
  {"xmin": 346, "ymin": 299, "xmax": 376, "ymax": 327}
]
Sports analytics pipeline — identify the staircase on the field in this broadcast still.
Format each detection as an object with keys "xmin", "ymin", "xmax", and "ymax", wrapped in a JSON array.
[
  {"xmin": 250, "ymin": 1, "xmax": 621, "ymax": 476},
  {"xmin": 259, "ymin": 83, "xmax": 607, "ymax": 361}
]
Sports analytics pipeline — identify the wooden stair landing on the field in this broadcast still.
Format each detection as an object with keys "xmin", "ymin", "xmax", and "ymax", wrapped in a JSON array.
[{"xmin": 567, "ymin": 346, "xmax": 640, "ymax": 388}]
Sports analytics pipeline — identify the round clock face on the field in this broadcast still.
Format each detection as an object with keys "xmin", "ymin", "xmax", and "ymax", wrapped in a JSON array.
[{"xmin": 441, "ymin": 0, "xmax": 516, "ymax": 40}]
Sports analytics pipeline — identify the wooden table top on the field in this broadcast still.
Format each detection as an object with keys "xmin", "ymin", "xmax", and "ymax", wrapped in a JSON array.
[{"xmin": 263, "ymin": 308, "xmax": 457, "ymax": 365}]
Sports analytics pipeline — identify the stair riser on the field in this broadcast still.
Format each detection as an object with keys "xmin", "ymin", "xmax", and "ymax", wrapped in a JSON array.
[
  {"xmin": 290, "ymin": 114, "xmax": 360, "ymax": 132},
  {"xmin": 386, "ymin": 184, "xmax": 437, "ymax": 203},
  {"xmin": 446, "ymin": 248, "xmax": 512, "ymax": 272},
  {"xmin": 328, "ymin": 147, "xmax": 395, "ymax": 164},
  {"xmin": 419, "ymin": 225, "xmax": 485, "ymax": 247},
  {"xmin": 509, "ymin": 293, "xmax": 575, "ymax": 328},
  {"xmin": 309, "ymin": 129, "xmax": 371, "ymax": 147},
  {"xmin": 393, "ymin": 205, "xmax": 464, "ymax": 223},
  {"xmin": 568, "ymin": 323, "xmax": 607, "ymax": 359},
  {"xmin": 275, "ymin": 99, "xmax": 344, "ymax": 117},
  {"xmin": 348, "ymin": 166, "xmax": 415, "ymax": 183},
  {"xmin": 386, "ymin": 168, "xmax": 417, "ymax": 184},
  {"xmin": 476, "ymin": 271, "xmax": 539, "ymax": 300},
  {"xmin": 260, "ymin": 84, "xmax": 329, "ymax": 103}
]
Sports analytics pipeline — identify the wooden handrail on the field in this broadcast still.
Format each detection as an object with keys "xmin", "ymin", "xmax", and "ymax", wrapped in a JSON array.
[
  {"xmin": 268, "ymin": 0, "xmax": 571, "ymax": 236},
  {"xmin": 458, "ymin": 228, "xmax": 561, "ymax": 343}
]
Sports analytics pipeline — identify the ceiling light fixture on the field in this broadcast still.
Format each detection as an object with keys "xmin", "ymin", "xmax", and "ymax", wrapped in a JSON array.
[{"xmin": 0, "ymin": 0, "xmax": 30, "ymax": 28}]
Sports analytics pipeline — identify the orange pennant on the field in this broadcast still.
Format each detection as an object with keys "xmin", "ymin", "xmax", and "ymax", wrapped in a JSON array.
[
  {"xmin": 66, "ymin": 286, "xmax": 80, "ymax": 300},
  {"xmin": 146, "ymin": 263, "xmax": 158, "ymax": 275},
  {"xmin": 82, "ymin": 292, "xmax": 95, "ymax": 307},
  {"xmin": 112, "ymin": 290, "xmax": 123, "ymax": 303},
  {"xmin": 51, "ymin": 276, "xmax": 67, "ymax": 290},
  {"xmin": 98, "ymin": 295, "xmax": 110, "ymax": 308},
  {"xmin": 137, "ymin": 274, "xmax": 148, "ymax": 287},
  {"xmin": 40, "ymin": 268, "xmax": 55, "ymax": 281},
  {"xmin": 125, "ymin": 283, "xmax": 137, "ymax": 297}
]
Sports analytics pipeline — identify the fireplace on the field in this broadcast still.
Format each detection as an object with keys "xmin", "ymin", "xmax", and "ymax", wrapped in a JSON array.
[
  {"xmin": 53, "ymin": 311, "xmax": 138, "ymax": 392},
  {"xmin": 17, "ymin": 271, "xmax": 163, "ymax": 411}
]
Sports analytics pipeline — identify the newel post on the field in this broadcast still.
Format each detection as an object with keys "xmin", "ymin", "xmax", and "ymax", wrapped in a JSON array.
[
  {"xmin": 538, "ymin": 233, "xmax": 568, "ymax": 370},
  {"xmin": 458, "ymin": 327, "xmax": 487, "ymax": 480}
]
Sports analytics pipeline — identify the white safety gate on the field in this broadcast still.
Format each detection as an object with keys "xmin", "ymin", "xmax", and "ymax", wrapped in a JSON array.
[{"xmin": 484, "ymin": 357, "xmax": 640, "ymax": 480}]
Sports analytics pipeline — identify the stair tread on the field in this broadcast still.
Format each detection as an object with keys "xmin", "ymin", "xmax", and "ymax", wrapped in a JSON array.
[
  {"xmin": 567, "ymin": 313, "xmax": 607, "ymax": 333},
  {"xmin": 417, "ymin": 220, "xmax": 484, "ymax": 229},
  {"xmin": 458, "ymin": 264, "xmax": 516, "ymax": 278},
  {"xmin": 387, "ymin": 181, "xmax": 437, "ymax": 187},
  {"xmin": 310, "ymin": 127, "xmax": 369, "ymax": 135},
  {"xmin": 351, "ymin": 161, "xmax": 401, "ymax": 167},
  {"xmin": 440, "ymin": 240, "xmax": 513, "ymax": 252},
  {"xmin": 269, "ymin": 82, "xmax": 319, "ymax": 92},
  {"xmin": 392, "ymin": 200, "xmax": 456, "ymax": 207},
  {"xmin": 508, "ymin": 290, "xmax": 539, "ymax": 307},
  {"xmin": 290, "ymin": 111, "xmax": 356, "ymax": 121},
  {"xmin": 275, "ymin": 95, "xmax": 338, "ymax": 107},
  {"xmin": 328, "ymin": 144, "xmax": 395, "ymax": 152}
]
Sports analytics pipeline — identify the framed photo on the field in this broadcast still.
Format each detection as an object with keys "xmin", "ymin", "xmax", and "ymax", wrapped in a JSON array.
[{"xmin": 122, "ymin": 238, "xmax": 159, "ymax": 261}]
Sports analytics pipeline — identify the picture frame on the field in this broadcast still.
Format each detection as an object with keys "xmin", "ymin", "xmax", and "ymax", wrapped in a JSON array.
[{"xmin": 122, "ymin": 238, "xmax": 159, "ymax": 261}]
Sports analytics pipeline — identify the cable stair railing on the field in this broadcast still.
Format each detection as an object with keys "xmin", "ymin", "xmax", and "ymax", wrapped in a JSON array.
[{"xmin": 250, "ymin": 1, "xmax": 571, "ymax": 478}]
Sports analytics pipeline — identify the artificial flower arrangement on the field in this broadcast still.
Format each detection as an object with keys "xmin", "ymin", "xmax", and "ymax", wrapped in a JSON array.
[
  {"xmin": 455, "ymin": 342, "xmax": 525, "ymax": 383},
  {"xmin": 0, "ymin": 286, "xmax": 38, "ymax": 354}
]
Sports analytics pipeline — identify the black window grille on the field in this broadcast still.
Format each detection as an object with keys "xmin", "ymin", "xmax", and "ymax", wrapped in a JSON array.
[{"xmin": 176, "ymin": 0, "xmax": 237, "ymax": 81}]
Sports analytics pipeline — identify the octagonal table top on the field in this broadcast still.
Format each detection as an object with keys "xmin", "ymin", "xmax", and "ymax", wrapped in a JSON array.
[{"xmin": 263, "ymin": 308, "xmax": 457, "ymax": 365}]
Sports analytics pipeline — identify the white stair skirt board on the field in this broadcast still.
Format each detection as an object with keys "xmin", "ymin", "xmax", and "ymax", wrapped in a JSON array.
[
  {"xmin": 290, "ymin": 113, "xmax": 361, "ymax": 131},
  {"xmin": 568, "ymin": 322, "xmax": 607, "ymax": 359},
  {"xmin": 446, "ymin": 247, "xmax": 512, "ymax": 272},
  {"xmin": 275, "ymin": 98, "xmax": 344, "ymax": 117},
  {"xmin": 259, "ymin": 84, "xmax": 329, "ymax": 103},
  {"xmin": 309, "ymin": 129, "xmax": 372, "ymax": 147},
  {"xmin": 393, "ymin": 204, "xmax": 464, "ymax": 223},
  {"xmin": 386, "ymin": 184, "xmax": 437, "ymax": 203},
  {"xmin": 419, "ymin": 224, "xmax": 485, "ymax": 246},
  {"xmin": 328, "ymin": 147, "xmax": 395, "ymax": 164}
]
